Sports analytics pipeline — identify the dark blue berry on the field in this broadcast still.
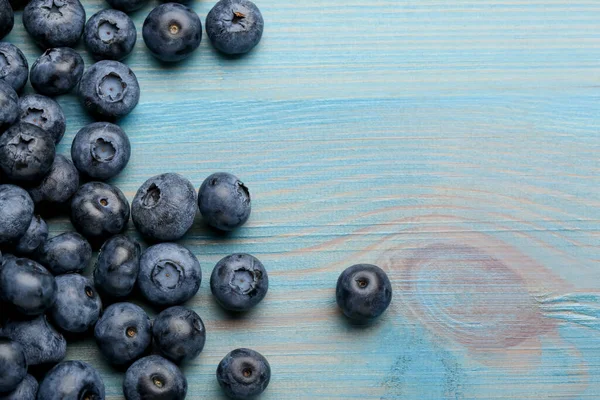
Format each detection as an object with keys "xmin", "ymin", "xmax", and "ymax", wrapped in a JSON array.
[
  {"xmin": 206, "ymin": 0, "xmax": 264, "ymax": 55},
  {"xmin": 198, "ymin": 172, "xmax": 250, "ymax": 231},
  {"xmin": 138, "ymin": 243, "xmax": 201, "ymax": 307},
  {"xmin": 23, "ymin": 0, "xmax": 85, "ymax": 49},
  {"xmin": 131, "ymin": 173, "xmax": 197, "ymax": 242},
  {"xmin": 336, "ymin": 264, "xmax": 392, "ymax": 323},
  {"xmin": 0, "ymin": 184, "xmax": 34, "ymax": 244},
  {"xmin": 27, "ymin": 154, "xmax": 79, "ymax": 205},
  {"xmin": 14, "ymin": 214, "xmax": 48, "ymax": 255},
  {"xmin": 94, "ymin": 302, "xmax": 151, "ymax": 366},
  {"xmin": 210, "ymin": 253, "xmax": 268, "ymax": 312},
  {"xmin": 217, "ymin": 348, "xmax": 271, "ymax": 400},
  {"xmin": 143, "ymin": 3, "xmax": 202, "ymax": 62},
  {"xmin": 93, "ymin": 234, "xmax": 140, "ymax": 298},
  {"xmin": 18, "ymin": 94, "xmax": 66, "ymax": 143},
  {"xmin": 0, "ymin": 43, "xmax": 28, "ymax": 92},
  {"xmin": 0, "ymin": 374, "xmax": 38, "ymax": 400},
  {"xmin": 123, "ymin": 355, "xmax": 187, "ymax": 400},
  {"xmin": 106, "ymin": 0, "xmax": 147, "ymax": 13},
  {"xmin": 152, "ymin": 306, "xmax": 205, "ymax": 364},
  {"xmin": 37, "ymin": 361, "xmax": 104, "ymax": 400},
  {"xmin": 0, "ymin": 123, "xmax": 55, "ymax": 182},
  {"xmin": 0, "ymin": 0, "xmax": 14, "ymax": 40},
  {"xmin": 78, "ymin": 60, "xmax": 140, "ymax": 120},
  {"xmin": 49, "ymin": 274, "xmax": 102, "ymax": 333},
  {"xmin": 71, "ymin": 122, "xmax": 131, "ymax": 180},
  {"xmin": 36, "ymin": 232, "xmax": 92, "ymax": 275},
  {"xmin": 0, "ymin": 81, "xmax": 18, "ymax": 133},
  {"xmin": 70, "ymin": 181, "xmax": 130, "ymax": 244},
  {"xmin": 0, "ymin": 340, "xmax": 27, "ymax": 393},
  {"xmin": 30, "ymin": 47, "xmax": 84, "ymax": 96},
  {"xmin": 0, "ymin": 257, "xmax": 56, "ymax": 315},
  {"xmin": 0, "ymin": 315, "xmax": 66, "ymax": 366},
  {"xmin": 84, "ymin": 9, "xmax": 136, "ymax": 61}
]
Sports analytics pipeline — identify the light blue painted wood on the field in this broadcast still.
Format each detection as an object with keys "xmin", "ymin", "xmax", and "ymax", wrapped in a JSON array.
[{"xmin": 3, "ymin": 0, "xmax": 600, "ymax": 398}]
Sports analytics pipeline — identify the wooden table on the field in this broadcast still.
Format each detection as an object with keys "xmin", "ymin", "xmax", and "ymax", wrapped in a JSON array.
[{"xmin": 5, "ymin": 0, "xmax": 600, "ymax": 398}]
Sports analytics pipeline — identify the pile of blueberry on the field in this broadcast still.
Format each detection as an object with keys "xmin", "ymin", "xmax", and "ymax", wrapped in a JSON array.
[{"xmin": 0, "ymin": 0, "xmax": 393, "ymax": 398}]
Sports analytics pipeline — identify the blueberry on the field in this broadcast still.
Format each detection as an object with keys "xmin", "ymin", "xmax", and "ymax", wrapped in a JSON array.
[
  {"xmin": 106, "ymin": 0, "xmax": 147, "ymax": 13},
  {"xmin": 152, "ymin": 306, "xmax": 205, "ymax": 364},
  {"xmin": 0, "ymin": 340, "xmax": 27, "ymax": 393},
  {"xmin": 23, "ymin": 0, "xmax": 85, "ymax": 49},
  {"xmin": 0, "ymin": 81, "xmax": 18, "ymax": 133},
  {"xmin": 336, "ymin": 264, "xmax": 392, "ymax": 323},
  {"xmin": 138, "ymin": 243, "xmax": 201, "ymax": 307},
  {"xmin": 49, "ymin": 274, "xmax": 102, "ymax": 333},
  {"xmin": 0, "ymin": 184, "xmax": 34, "ymax": 244},
  {"xmin": 143, "ymin": 3, "xmax": 202, "ymax": 62},
  {"xmin": 78, "ymin": 60, "xmax": 140, "ymax": 120},
  {"xmin": 0, "ymin": 315, "xmax": 66, "ymax": 366},
  {"xmin": 94, "ymin": 302, "xmax": 151, "ymax": 366},
  {"xmin": 0, "ymin": 0, "xmax": 14, "ymax": 40},
  {"xmin": 0, "ymin": 43, "xmax": 28, "ymax": 92},
  {"xmin": 14, "ymin": 214, "xmax": 48, "ymax": 255},
  {"xmin": 0, "ymin": 374, "xmax": 38, "ymax": 400},
  {"xmin": 84, "ymin": 9, "xmax": 137, "ymax": 61},
  {"xmin": 70, "ymin": 181, "xmax": 130, "ymax": 244},
  {"xmin": 206, "ymin": 0, "xmax": 264, "ymax": 55},
  {"xmin": 0, "ymin": 123, "xmax": 55, "ymax": 182},
  {"xmin": 93, "ymin": 234, "xmax": 140, "ymax": 298},
  {"xmin": 28, "ymin": 155, "xmax": 80, "ymax": 205},
  {"xmin": 123, "ymin": 355, "xmax": 187, "ymax": 400},
  {"xmin": 37, "ymin": 361, "xmax": 104, "ymax": 400},
  {"xmin": 132, "ymin": 173, "xmax": 197, "ymax": 242},
  {"xmin": 18, "ymin": 94, "xmax": 66, "ymax": 143},
  {"xmin": 30, "ymin": 47, "xmax": 84, "ymax": 96},
  {"xmin": 198, "ymin": 172, "xmax": 250, "ymax": 231},
  {"xmin": 36, "ymin": 232, "xmax": 92, "ymax": 275},
  {"xmin": 216, "ymin": 348, "xmax": 271, "ymax": 400},
  {"xmin": 210, "ymin": 253, "xmax": 268, "ymax": 312},
  {"xmin": 0, "ymin": 257, "xmax": 56, "ymax": 315},
  {"xmin": 71, "ymin": 122, "xmax": 131, "ymax": 180}
]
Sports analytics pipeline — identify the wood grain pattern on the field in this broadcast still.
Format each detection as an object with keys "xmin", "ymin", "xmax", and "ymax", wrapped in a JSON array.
[{"xmin": 4, "ymin": 0, "xmax": 600, "ymax": 398}]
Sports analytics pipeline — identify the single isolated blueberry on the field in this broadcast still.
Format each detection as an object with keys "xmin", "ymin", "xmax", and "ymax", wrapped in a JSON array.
[
  {"xmin": 36, "ymin": 232, "xmax": 92, "ymax": 275},
  {"xmin": 84, "ymin": 9, "xmax": 137, "ymax": 61},
  {"xmin": 71, "ymin": 122, "xmax": 131, "ymax": 180},
  {"xmin": 23, "ymin": 0, "xmax": 85, "ymax": 49},
  {"xmin": 132, "ymin": 173, "xmax": 197, "ymax": 242},
  {"xmin": 18, "ymin": 94, "xmax": 66, "ymax": 143},
  {"xmin": 206, "ymin": 0, "xmax": 264, "ymax": 55},
  {"xmin": 30, "ymin": 47, "xmax": 84, "ymax": 96},
  {"xmin": 0, "ymin": 257, "xmax": 56, "ymax": 315},
  {"xmin": 143, "ymin": 3, "xmax": 202, "ymax": 62},
  {"xmin": 0, "ymin": 123, "xmax": 55, "ymax": 182},
  {"xmin": 0, "ymin": 0, "xmax": 14, "ymax": 40},
  {"xmin": 217, "ymin": 348, "xmax": 271, "ymax": 400},
  {"xmin": 210, "ymin": 253, "xmax": 268, "ymax": 312},
  {"xmin": 0, "ymin": 374, "xmax": 38, "ymax": 400},
  {"xmin": 28, "ymin": 154, "xmax": 80, "ymax": 205},
  {"xmin": 152, "ymin": 306, "xmax": 206, "ymax": 364},
  {"xmin": 49, "ymin": 274, "xmax": 102, "ymax": 333},
  {"xmin": 138, "ymin": 243, "xmax": 202, "ymax": 307},
  {"xmin": 0, "ymin": 340, "xmax": 27, "ymax": 393},
  {"xmin": 93, "ymin": 234, "xmax": 141, "ymax": 298},
  {"xmin": 0, "ymin": 42, "xmax": 28, "ymax": 92},
  {"xmin": 105, "ymin": 0, "xmax": 147, "ymax": 13},
  {"xmin": 198, "ymin": 172, "xmax": 251, "ymax": 231},
  {"xmin": 37, "ymin": 361, "xmax": 105, "ymax": 400},
  {"xmin": 0, "ymin": 315, "xmax": 66, "ymax": 366},
  {"xmin": 79, "ymin": 60, "xmax": 140, "ymax": 120},
  {"xmin": 336, "ymin": 264, "xmax": 392, "ymax": 323},
  {"xmin": 14, "ymin": 215, "xmax": 48, "ymax": 255},
  {"xmin": 0, "ymin": 81, "xmax": 18, "ymax": 133},
  {"xmin": 94, "ymin": 302, "xmax": 151, "ymax": 366},
  {"xmin": 0, "ymin": 184, "xmax": 34, "ymax": 244},
  {"xmin": 123, "ymin": 355, "xmax": 187, "ymax": 400},
  {"xmin": 70, "ymin": 181, "xmax": 130, "ymax": 244}
]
